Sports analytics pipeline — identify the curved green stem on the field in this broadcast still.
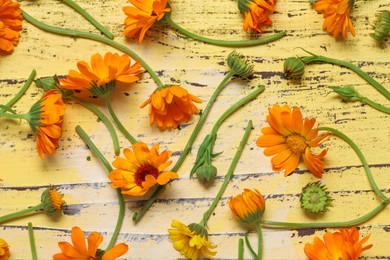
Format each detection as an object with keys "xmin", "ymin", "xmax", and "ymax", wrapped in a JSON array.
[
  {"xmin": 245, "ymin": 233, "xmax": 258, "ymax": 259},
  {"xmin": 132, "ymin": 70, "xmax": 235, "ymax": 223},
  {"xmin": 360, "ymin": 96, "xmax": 390, "ymax": 114},
  {"xmin": 71, "ymin": 95, "xmax": 120, "ymax": 155},
  {"xmin": 0, "ymin": 204, "xmax": 43, "ymax": 224},
  {"xmin": 28, "ymin": 222, "xmax": 38, "ymax": 260},
  {"xmin": 200, "ymin": 120, "xmax": 252, "ymax": 227},
  {"xmin": 62, "ymin": 0, "xmax": 114, "ymax": 39},
  {"xmin": 255, "ymin": 222, "xmax": 263, "ymax": 260},
  {"xmin": 0, "ymin": 111, "xmax": 29, "ymax": 121},
  {"xmin": 319, "ymin": 127, "xmax": 387, "ymax": 201},
  {"xmin": 21, "ymin": 10, "xmax": 164, "ymax": 88},
  {"xmin": 262, "ymin": 200, "xmax": 389, "ymax": 228},
  {"xmin": 300, "ymin": 55, "xmax": 390, "ymax": 100},
  {"xmin": 165, "ymin": 15, "xmax": 286, "ymax": 47},
  {"xmin": 103, "ymin": 96, "xmax": 138, "ymax": 144},
  {"xmin": 1, "ymin": 69, "xmax": 36, "ymax": 111},
  {"xmin": 75, "ymin": 126, "xmax": 125, "ymax": 251},
  {"xmin": 211, "ymin": 85, "xmax": 265, "ymax": 134}
]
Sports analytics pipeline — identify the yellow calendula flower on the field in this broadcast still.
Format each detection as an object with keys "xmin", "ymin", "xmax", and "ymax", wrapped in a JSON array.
[
  {"xmin": 228, "ymin": 188, "xmax": 265, "ymax": 224},
  {"xmin": 140, "ymin": 85, "xmax": 202, "ymax": 130},
  {"xmin": 0, "ymin": 0, "xmax": 23, "ymax": 53},
  {"xmin": 0, "ymin": 238, "xmax": 10, "ymax": 260},
  {"xmin": 256, "ymin": 104, "xmax": 329, "ymax": 178},
  {"xmin": 168, "ymin": 220, "xmax": 217, "ymax": 260},
  {"xmin": 41, "ymin": 187, "xmax": 65, "ymax": 215},
  {"xmin": 109, "ymin": 143, "xmax": 178, "ymax": 196},
  {"xmin": 304, "ymin": 227, "xmax": 373, "ymax": 259}
]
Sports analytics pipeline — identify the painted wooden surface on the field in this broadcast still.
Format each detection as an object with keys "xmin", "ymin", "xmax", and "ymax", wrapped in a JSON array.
[{"xmin": 0, "ymin": 0, "xmax": 389, "ymax": 259}]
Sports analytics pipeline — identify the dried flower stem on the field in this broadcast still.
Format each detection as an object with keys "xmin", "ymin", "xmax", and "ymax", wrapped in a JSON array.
[
  {"xmin": 28, "ymin": 222, "xmax": 38, "ymax": 260},
  {"xmin": 165, "ymin": 14, "xmax": 286, "ymax": 47},
  {"xmin": 21, "ymin": 10, "xmax": 164, "ymax": 88},
  {"xmin": 61, "ymin": 0, "xmax": 114, "ymax": 39},
  {"xmin": 132, "ymin": 70, "xmax": 236, "ymax": 223},
  {"xmin": 75, "ymin": 126, "xmax": 125, "ymax": 251},
  {"xmin": 0, "ymin": 204, "xmax": 43, "ymax": 224}
]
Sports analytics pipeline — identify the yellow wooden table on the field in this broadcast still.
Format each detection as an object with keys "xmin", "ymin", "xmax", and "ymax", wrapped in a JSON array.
[{"xmin": 1, "ymin": 0, "xmax": 389, "ymax": 259}]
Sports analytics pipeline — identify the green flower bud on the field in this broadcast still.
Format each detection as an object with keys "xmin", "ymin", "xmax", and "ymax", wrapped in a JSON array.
[
  {"xmin": 284, "ymin": 57, "xmax": 305, "ymax": 78},
  {"xmin": 188, "ymin": 223, "xmax": 208, "ymax": 238},
  {"xmin": 329, "ymin": 85, "xmax": 362, "ymax": 101},
  {"xmin": 35, "ymin": 76, "xmax": 73, "ymax": 100},
  {"xmin": 227, "ymin": 51, "xmax": 254, "ymax": 78},
  {"xmin": 195, "ymin": 164, "xmax": 217, "ymax": 182},
  {"xmin": 300, "ymin": 181, "xmax": 332, "ymax": 214},
  {"xmin": 370, "ymin": 10, "xmax": 390, "ymax": 42}
]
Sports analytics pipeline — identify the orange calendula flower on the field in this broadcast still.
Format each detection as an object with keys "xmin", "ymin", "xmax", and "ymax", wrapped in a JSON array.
[
  {"xmin": 256, "ymin": 104, "xmax": 329, "ymax": 178},
  {"xmin": 314, "ymin": 0, "xmax": 355, "ymax": 39},
  {"xmin": 168, "ymin": 220, "xmax": 217, "ymax": 260},
  {"xmin": 238, "ymin": 0, "xmax": 276, "ymax": 33},
  {"xmin": 28, "ymin": 90, "xmax": 66, "ymax": 159},
  {"xmin": 0, "ymin": 238, "xmax": 10, "ymax": 260},
  {"xmin": 123, "ymin": 0, "xmax": 171, "ymax": 43},
  {"xmin": 109, "ymin": 142, "xmax": 178, "ymax": 196},
  {"xmin": 140, "ymin": 85, "xmax": 202, "ymax": 130},
  {"xmin": 228, "ymin": 188, "xmax": 265, "ymax": 224},
  {"xmin": 0, "ymin": 0, "xmax": 22, "ymax": 53},
  {"xmin": 304, "ymin": 227, "xmax": 373, "ymax": 259},
  {"xmin": 59, "ymin": 52, "xmax": 143, "ymax": 96},
  {"xmin": 53, "ymin": 226, "xmax": 128, "ymax": 260}
]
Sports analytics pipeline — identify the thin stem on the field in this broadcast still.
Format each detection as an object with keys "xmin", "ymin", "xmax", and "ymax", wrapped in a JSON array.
[
  {"xmin": 200, "ymin": 120, "xmax": 253, "ymax": 226},
  {"xmin": 0, "ymin": 204, "xmax": 43, "ymax": 224},
  {"xmin": 245, "ymin": 233, "xmax": 258, "ymax": 259},
  {"xmin": 211, "ymin": 85, "xmax": 265, "ymax": 134},
  {"xmin": 1, "ymin": 69, "xmax": 36, "ymax": 111},
  {"xmin": 104, "ymin": 96, "xmax": 138, "ymax": 144},
  {"xmin": 319, "ymin": 127, "xmax": 387, "ymax": 201},
  {"xmin": 360, "ymin": 96, "xmax": 390, "ymax": 114},
  {"xmin": 28, "ymin": 222, "xmax": 38, "ymax": 260},
  {"xmin": 71, "ymin": 95, "xmax": 120, "ymax": 155},
  {"xmin": 21, "ymin": 10, "xmax": 164, "ymax": 88},
  {"xmin": 301, "ymin": 55, "xmax": 390, "ymax": 100},
  {"xmin": 238, "ymin": 238, "xmax": 244, "ymax": 260},
  {"xmin": 165, "ymin": 15, "xmax": 286, "ymax": 47},
  {"xmin": 262, "ymin": 200, "xmax": 389, "ymax": 228},
  {"xmin": 62, "ymin": 0, "xmax": 114, "ymax": 39},
  {"xmin": 74, "ymin": 126, "xmax": 126, "ymax": 251},
  {"xmin": 0, "ymin": 111, "xmax": 28, "ymax": 120},
  {"xmin": 255, "ymin": 222, "xmax": 263, "ymax": 260},
  {"xmin": 132, "ymin": 71, "xmax": 235, "ymax": 223}
]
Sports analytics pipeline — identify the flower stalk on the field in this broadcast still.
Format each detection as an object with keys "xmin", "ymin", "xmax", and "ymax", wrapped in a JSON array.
[
  {"xmin": 255, "ymin": 222, "xmax": 263, "ymax": 260},
  {"xmin": 0, "ymin": 204, "xmax": 43, "ymax": 224},
  {"xmin": 28, "ymin": 222, "xmax": 38, "ymax": 260}
]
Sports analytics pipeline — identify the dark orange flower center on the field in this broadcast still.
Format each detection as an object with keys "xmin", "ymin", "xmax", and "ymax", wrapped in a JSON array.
[
  {"xmin": 286, "ymin": 134, "xmax": 307, "ymax": 154},
  {"xmin": 135, "ymin": 165, "xmax": 159, "ymax": 186}
]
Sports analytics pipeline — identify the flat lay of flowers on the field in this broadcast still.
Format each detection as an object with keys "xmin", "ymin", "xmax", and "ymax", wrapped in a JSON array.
[{"xmin": 0, "ymin": 0, "xmax": 389, "ymax": 259}]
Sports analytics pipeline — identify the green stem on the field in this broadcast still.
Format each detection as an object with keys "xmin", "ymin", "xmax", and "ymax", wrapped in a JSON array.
[
  {"xmin": 165, "ymin": 15, "xmax": 286, "ymax": 47},
  {"xmin": 21, "ymin": 10, "xmax": 164, "ymax": 88},
  {"xmin": 360, "ymin": 96, "xmax": 390, "ymax": 114},
  {"xmin": 28, "ymin": 222, "xmax": 38, "ymax": 260},
  {"xmin": 103, "ymin": 96, "xmax": 138, "ymax": 144},
  {"xmin": 132, "ymin": 70, "xmax": 235, "ymax": 223},
  {"xmin": 71, "ymin": 95, "xmax": 120, "ymax": 155},
  {"xmin": 62, "ymin": 0, "xmax": 114, "ymax": 39},
  {"xmin": 319, "ymin": 127, "xmax": 387, "ymax": 201},
  {"xmin": 262, "ymin": 200, "xmax": 389, "ymax": 228},
  {"xmin": 245, "ymin": 233, "xmax": 258, "ymax": 259},
  {"xmin": 75, "ymin": 126, "xmax": 125, "ymax": 251},
  {"xmin": 238, "ymin": 238, "xmax": 244, "ymax": 260},
  {"xmin": 301, "ymin": 55, "xmax": 390, "ymax": 100},
  {"xmin": 1, "ymin": 69, "xmax": 36, "ymax": 111},
  {"xmin": 211, "ymin": 85, "xmax": 265, "ymax": 134},
  {"xmin": 255, "ymin": 222, "xmax": 263, "ymax": 260},
  {"xmin": 0, "ymin": 111, "xmax": 29, "ymax": 120},
  {"xmin": 0, "ymin": 204, "xmax": 43, "ymax": 224},
  {"xmin": 200, "ymin": 120, "xmax": 253, "ymax": 227}
]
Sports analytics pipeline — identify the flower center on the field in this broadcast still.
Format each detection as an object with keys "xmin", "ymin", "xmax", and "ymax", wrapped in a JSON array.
[
  {"xmin": 135, "ymin": 165, "xmax": 159, "ymax": 186},
  {"xmin": 286, "ymin": 134, "xmax": 307, "ymax": 154},
  {"xmin": 49, "ymin": 190, "xmax": 63, "ymax": 211}
]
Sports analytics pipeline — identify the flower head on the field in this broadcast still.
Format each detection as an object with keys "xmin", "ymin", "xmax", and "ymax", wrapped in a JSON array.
[
  {"xmin": 238, "ymin": 0, "xmax": 276, "ymax": 33},
  {"xmin": 256, "ymin": 104, "xmax": 329, "ymax": 178},
  {"xmin": 0, "ymin": 238, "xmax": 10, "ymax": 260},
  {"xmin": 227, "ymin": 51, "xmax": 254, "ymax": 78},
  {"xmin": 0, "ymin": 0, "xmax": 23, "ymax": 53},
  {"xmin": 304, "ymin": 227, "xmax": 373, "ymax": 259},
  {"xmin": 59, "ymin": 52, "xmax": 143, "ymax": 97},
  {"xmin": 109, "ymin": 142, "xmax": 178, "ymax": 196},
  {"xmin": 370, "ymin": 10, "xmax": 390, "ymax": 42},
  {"xmin": 123, "ymin": 0, "xmax": 171, "ymax": 43},
  {"xmin": 314, "ymin": 0, "xmax": 355, "ymax": 39},
  {"xmin": 228, "ymin": 188, "xmax": 265, "ymax": 224},
  {"xmin": 284, "ymin": 57, "xmax": 305, "ymax": 78},
  {"xmin": 53, "ymin": 226, "xmax": 128, "ymax": 260},
  {"xmin": 168, "ymin": 219, "xmax": 217, "ymax": 260},
  {"xmin": 41, "ymin": 187, "xmax": 65, "ymax": 215},
  {"xmin": 300, "ymin": 181, "xmax": 332, "ymax": 214},
  {"xmin": 28, "ymin": 90, "xmax": 66, "ymax": 159},
  {"xmin": 140, "ymin": 85, "xmax": 202, "ymax": 130}
]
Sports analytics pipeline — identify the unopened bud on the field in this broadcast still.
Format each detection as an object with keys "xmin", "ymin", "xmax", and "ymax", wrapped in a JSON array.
[
  {"xmin": 195, "ymin": 164, "xmax": 217, "ymax": 182},
  {"xmin": 284, "ymin": 57, "xmax": 305, "ymax": 78},
  {"xmin": 227, "ymin": 51, "xmax": 253, "ymax": 78}
]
